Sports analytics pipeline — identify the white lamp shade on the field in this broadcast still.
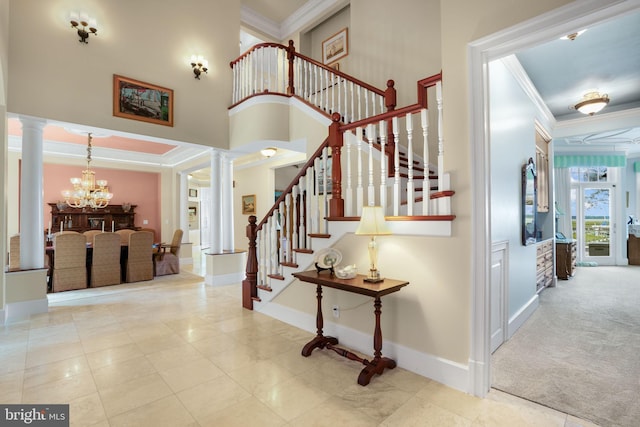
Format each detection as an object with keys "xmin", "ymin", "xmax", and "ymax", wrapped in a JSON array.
[{"xmin": 355, "ymin": 206, "xmax": 392, "ymax": 235}]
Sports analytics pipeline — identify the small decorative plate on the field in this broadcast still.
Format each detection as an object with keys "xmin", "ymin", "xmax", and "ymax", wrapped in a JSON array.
[{"xmin": 315, "ymin": 247, "xmax": 342, "ymax": 269}]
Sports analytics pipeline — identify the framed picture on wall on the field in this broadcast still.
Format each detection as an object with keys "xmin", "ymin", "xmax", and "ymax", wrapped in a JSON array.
[
  {"xmin": 322, "ymin": 28, "xmax": 348, "ymax": 65},
  {"xmin": 113, "ymin": 75, "xmax": 174, "ymax": 126},
  {"xmin": 242, "ymin": 194, "xmax": 256, "ymax": 215}
]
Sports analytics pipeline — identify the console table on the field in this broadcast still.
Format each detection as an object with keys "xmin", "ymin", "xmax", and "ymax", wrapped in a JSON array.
[{"xmin": 292, "ymin": 270, "xmax": 409, "ymax": 386}]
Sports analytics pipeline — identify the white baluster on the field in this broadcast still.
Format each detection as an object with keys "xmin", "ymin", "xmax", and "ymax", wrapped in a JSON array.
[
  {"xmin": 344, "ymin": 79, "xmax": 349, "ymax": 123},
  {"xmin": 285, "ymin": 193, "xmax": 292, "ymax": 264},
  {"xmin": 312, "ymin": 159, "xmax": 320, "ymax": 235},
  {"xmin": 331, "ymin": 73, "xmax": 335, "ymax": 114},
  {"xmin": 393, "ymin": 116, "xmax": 400, "ymax": 216},
  {"xmin": 406, "ymin": 112, "xmax": 414, "ymax": 216},
  {"xmin": 367, "ymin": 123, "xmax": 375, "ymax": 206},
  {"xmin": 291, "ymin": 185, "xmax": 298, "ymax": 261},
  {"xmin": 321, "ymin": 149, "xmax": 329, "ymax": 231},
  {"xmin": 350, "ymin": 81, "xmax": 355, "ymax": 123},
  {"xmin": 324, "ymin": 69, "xmax": 329, "ymax": 113},
  {"xmin": 282, "ymin": 49, "xmax": 286, "ymax": 93},
  {"xmin": 314, "ymin": 66, "xmax": 319, "ymax": 108},
  {"xmin": 345, "ymin": 134, "xmax": 353, "ymax": 216},
  {"xmin": 357, "ymin": 86, "xmax": 362, "ymax": 121},
  {"xmin": 279, "ymin": 200, "xmax": 286, "ymax": 271},
  {"xmin": 356, "ymin": 127, "xmax": 364, "ymax": 215},
  {"xmin": 379, "ymin": 120, "xmax": 387, "ymax": 211},
  {"xmin": 436, "ymin": 81, "xmax": 444, "ymax": 192},
  {"xmin": 305, "ymin": 171, "xmax": 313, "ymax": 247},
  {"xmin": 271, "ymin": 216, "xmax": 278, "ymax": 279},
  {"xmin": 364, "ymin": 90, "xmax": 369, "ymax": 120},
  {"xmin": 421, "ymin": 108, "xmax": 430, "ymax": 215}
]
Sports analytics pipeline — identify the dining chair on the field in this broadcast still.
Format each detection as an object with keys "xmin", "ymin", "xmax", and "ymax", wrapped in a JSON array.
[
  {"xmin": 154, "ymin": 229, "xmax": 183, "ymax": 276},
  {"xmin": 115, "ymin": 229, "xmax": 136, "ymax": 245},
  {"xmin": 52, "ymin": 232, "xmax": 87, "ymax": 292},
  {"xmin": 9, "ymin": 234, "xmax": 20, "ymax": 270},
  {"xmin": 125, "ymin": 231, "xmax": 154, "ymax": 282},
  {"xmin": 83, "ymin": 230, "xmax": 102, "ymax": 245},
  {"xmin": 90, "ymin": 232, "xmax": 121, "ymax": 287}
]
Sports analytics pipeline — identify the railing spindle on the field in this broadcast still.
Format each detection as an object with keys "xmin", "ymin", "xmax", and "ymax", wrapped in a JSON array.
[
  {"xmin": 406, "ymin": 112, "xmax": 414, "ymax": 216},
  {"xmin": 379, "ymin": 120, "xmax": 387, "ymax": 211},
  {"xmin": 367, "ymin": 123, "xmax": 375, "ymax": 206},
  {"xmin": 392, "ymin": 116, "xmax": 400, "ymax": 216},
  {"xmin": 421, "ymin": 108, "xmax": 430, "ymax": 215}
]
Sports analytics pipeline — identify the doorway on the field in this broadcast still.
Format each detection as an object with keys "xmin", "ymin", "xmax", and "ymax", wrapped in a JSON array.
[{"xmin": 570, "ymin": 178, "xmax": 616, "ymax": 265}]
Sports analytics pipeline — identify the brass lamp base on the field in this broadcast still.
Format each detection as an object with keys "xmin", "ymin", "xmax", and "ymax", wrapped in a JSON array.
[{"xmin": 364, "ymin": 269, "xmax": 384, "ymax": 283}]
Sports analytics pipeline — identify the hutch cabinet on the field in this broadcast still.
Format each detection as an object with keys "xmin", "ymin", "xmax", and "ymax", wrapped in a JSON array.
[
  {"xmin": 49, "ymin": 203, "xmax": 136, "ymax": 233},
  {"xmin": 556, "ymin": 240, "xmax": 577, "ymax": 280}
]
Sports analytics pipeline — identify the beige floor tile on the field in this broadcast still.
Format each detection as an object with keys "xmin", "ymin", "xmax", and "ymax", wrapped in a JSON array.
[
  {"xmin": 80, "ymin": 331, "xmax": 133, "ymax": 354},
  {"xmin": 108, "ymin": 395, "xmax": 198, "ymax": 427},
  {"xmin": 92, "ymin": 355, "xmax": 157, "ymax": 389},
  {"xmin": 199, "ymin": 396, "xmax": 286, "ymax": 427},
  {"xmin": 134, "ymin": 332, "xmax": 189, "ymax": 356},
  {"xmin": 206, "ymin": 342, "xmax": 262, "ymax": 373},
  {"xmin": 0, "ymin": 351, "xmax": 26, "ymax": 376},
  {"xmin": 158, "ymin": 356, "xmax": 225, "ymax": 392},
  {"xmin": 22, "ymin": 371, "xmax": 97, "ymax": 404},
  {"xmin": 23, "ymin": 355, "xmax": 90, "ymax": 389},
  {"xmin": 288, "ymin": 396, "xmax": 379, "ymax": 427},
  {"xmin": 69, "ymin": 392, "xmax": 107, "ymax": 427},
  {"xmin": 227, "ymin": 359, "xmax": 296, "ymax": 394},
  {"xmin": 565, "ymin": 414, "xmax": 601, "ymax": 427},
  {"xmin": 0, "ymin": 370, "xmax": 23, "ymax": 403},
  {"xmin": 145, "ymin": 343, "xmax": 203, "ymax": 371},
  {"xmin": 85, "ymin": 343, "xmax": 144, "ymax": 370},
  {"xmin": 380, "ymin": 395, "xmax": 473, "ymax": 426},
  {"xmin": 190, "ymin": 333, "xmax": 244, "ymax": 358},
  {"xmin": 98, "ymin": 372, "xmax": 173, "ymax": 418},
  {"xmin": 254, "ymin": 375, "xmax": 331, "ymax": 421},
  {"xmin": 25, "ymin": 342, "xmax": 85, "ymax": 369},
  {"xmin": 176, "ymin": 375, "xmax": 251, "ymax": 423},
  {"xmin": 271, "ymin": 346, "xmax": 318, "ymax": 376},
  {"xmin": 124, "ymin": 322, "xmax": 176, "ymax": 342},
  {"xmin": 416, "ymin": 379, "xmax": 489, "ymax": 420},
  {"xmin": 337, "ymin": 380, "xmax": 414, "ymax": 423},
  {"xmin": 377, "ymin": 366, "xmax": 433, "ymax": 393}
]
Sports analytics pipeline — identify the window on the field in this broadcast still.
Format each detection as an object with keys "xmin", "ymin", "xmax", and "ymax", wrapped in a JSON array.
[{"xmin": 570, "ymin": 166, "xmax": 608, "ymax": 183}]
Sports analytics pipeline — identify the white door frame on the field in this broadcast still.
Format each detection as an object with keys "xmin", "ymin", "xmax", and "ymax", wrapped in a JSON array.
[{"xmin": 468, "ymin": 0, "xmax": 639, "ymax": 397}]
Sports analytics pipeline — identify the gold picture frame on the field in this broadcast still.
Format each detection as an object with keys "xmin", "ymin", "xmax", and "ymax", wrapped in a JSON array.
[
  {"xmin": 242, "ymin": 194, "xmax": 256, "ymax": 215},
  {"xmin": 113, "ymin": 75, "xmax": 174, "ymax": 126},
  {"xmin": 322, "ymin": 28, "xmax": 348, "ymax": 65}
]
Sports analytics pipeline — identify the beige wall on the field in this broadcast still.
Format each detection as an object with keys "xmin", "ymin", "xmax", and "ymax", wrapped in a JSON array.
[
  {"xmin": 1, "ymin": 0, "xmax": 8, "ymax": 312},
  {"xmin": 7, "ymin": 0, "xmax": 240, "ymax": 149}
]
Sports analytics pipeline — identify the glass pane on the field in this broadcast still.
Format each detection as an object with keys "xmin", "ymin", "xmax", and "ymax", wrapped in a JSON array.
[
  {"xmin": 570, "ymin": 188, "xmax": 578, "ymax": 240},
  {"xmin": 583, "ymin": 188, "xmax": 610, "ymax": 257}
]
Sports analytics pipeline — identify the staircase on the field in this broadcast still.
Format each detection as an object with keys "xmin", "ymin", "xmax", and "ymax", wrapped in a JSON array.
[{"xmin": 230, "ymin": 42, "xmax": 455, "ymax": 310}]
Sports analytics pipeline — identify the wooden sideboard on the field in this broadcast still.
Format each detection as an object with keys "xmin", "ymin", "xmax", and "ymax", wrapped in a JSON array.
[
  {"xmin": 556, "ymin": 240, "xmax": 577, "ymax": 280},
  {"xmin": 49, "ymin": 203, "xmax": 137, "ymax": 234}
]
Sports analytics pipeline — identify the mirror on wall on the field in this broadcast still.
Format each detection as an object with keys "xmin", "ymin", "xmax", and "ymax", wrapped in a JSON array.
[{"xmin": 522, "ymin": 157, "xmax": 537, "ymax": 246}]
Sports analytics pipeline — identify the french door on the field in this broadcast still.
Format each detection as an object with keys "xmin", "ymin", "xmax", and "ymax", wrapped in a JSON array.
[{"xmin": 570, "ymin": 184, "xmax": 616, "ymax": 265}]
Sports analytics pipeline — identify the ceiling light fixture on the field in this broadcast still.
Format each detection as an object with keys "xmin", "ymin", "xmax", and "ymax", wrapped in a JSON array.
[
  {"xmin": 561, "ymin": 29, "xmax": 586, "ymax": 41},
  {"xmin": 61, "ymin": 133, "xmax": 113, "ymax": 208},
  {"xmin": 70, "ymin": 12, "xmax": 97, "ymax": 44},
  {"xmin": 260, "ymin": 147, "xmax": 277, "ymax": 158},
  {"xmin": 575, "ymin": 91, "xmax": 610, "ymax": 116},
  {"xmin": 190, "ymin": 55, "xmax": 208, "ymax": 79}
]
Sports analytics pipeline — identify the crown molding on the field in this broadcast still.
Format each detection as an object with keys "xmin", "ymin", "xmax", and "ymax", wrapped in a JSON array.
[{"xmin": 241, "ymin": 5, "xmax": 281, "ymax": 40}]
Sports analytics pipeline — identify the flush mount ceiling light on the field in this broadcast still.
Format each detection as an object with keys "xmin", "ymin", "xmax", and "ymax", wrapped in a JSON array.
[
  {"xmin": 561, "ymin": 29, "xmax": 586, "ymax": 41},
  {"xmin": 574, "ymin": 91, "xmax": 610, "ymax": 116},
  {"xmin": 260, "ymin": 147, "xmax": 277, "ymax": 158}
]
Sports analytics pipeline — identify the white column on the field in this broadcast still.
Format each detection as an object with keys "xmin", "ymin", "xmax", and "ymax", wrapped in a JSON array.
[
  {"xmin": 19, "ymin": 117, "xmax": 46, "ymax": 269},
  {"xmin": 209, "ymin": 150, "xmax": 223, "ymax": 254},
  {"xmin": 221, "ymin": 154, "xmax": 234, "ymax": 251},
  {"xmin": 180, "ymin": 172, "xmax": 189, "ymax": 243}
]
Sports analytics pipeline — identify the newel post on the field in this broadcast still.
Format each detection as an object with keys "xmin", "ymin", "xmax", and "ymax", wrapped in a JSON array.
[
  {"xmin": 242, "ymin": 215, "xmax": 258, "ymax": 310},
  {"xmin": 287, "ymin": 40, "xmax": 296, "ymax": 96},
  {"xmin": 385, "ymin": 80, "xmax": 397, "ymax": 175},
  {"xmin": 329, "ymin": 112, "xmax": 344, "ymax": 217}
]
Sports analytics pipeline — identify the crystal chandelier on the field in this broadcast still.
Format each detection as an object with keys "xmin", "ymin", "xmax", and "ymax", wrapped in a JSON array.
[{"xmin": 61, "ymin": 133, "xmax": 113, "ymax": 208}]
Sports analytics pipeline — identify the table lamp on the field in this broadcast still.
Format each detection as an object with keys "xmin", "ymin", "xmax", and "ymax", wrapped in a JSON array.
[{"xmin": 355, "ymin": 206, "xmax": 392, "ymax": 282}]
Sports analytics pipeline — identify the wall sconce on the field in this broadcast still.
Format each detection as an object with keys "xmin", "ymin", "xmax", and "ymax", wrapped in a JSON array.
[
  {"xmin": 70, "ymin": 12, "xmax": 97, "ymax": 44},
  {"xmin": 574, "ymin": 91, "xmax": 610, "ymax": 116},
  {"xmin": 191, "ymin": 55, "xmax": 208, "ymax": 79},
  {"xmin": 260, "ymin": 147, "xmax": 277, "ymax": 158},
  {"xmin": 355, "ymin": 206, "xmax": 392, "ymax": 282}
]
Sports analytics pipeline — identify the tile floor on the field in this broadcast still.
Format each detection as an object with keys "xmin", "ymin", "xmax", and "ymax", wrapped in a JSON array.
[{"xmin": 0, "ymin": 253, "xmax": 600, "ymax": 426}]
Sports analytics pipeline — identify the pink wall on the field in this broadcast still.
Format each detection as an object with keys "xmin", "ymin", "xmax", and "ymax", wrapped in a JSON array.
[{"xmin": 42, "ymin": 164, "xmax": 161, "ymax": 239}]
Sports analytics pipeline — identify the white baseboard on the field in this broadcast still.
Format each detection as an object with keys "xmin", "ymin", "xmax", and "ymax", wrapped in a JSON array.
[
  {"xmin": 507, "ymin": 294, "xmax": 539, "ymax": 339},
  {"xmin": 3, "ymin": 298, "xmax": 48, "ymax": 324},
  {"xmin": 205, "ymin": 272, "xmax": 243, "ymax": 286},
  {"xmin": 256, "ymin": 302, "xmax": 469, "ymax": 393}
]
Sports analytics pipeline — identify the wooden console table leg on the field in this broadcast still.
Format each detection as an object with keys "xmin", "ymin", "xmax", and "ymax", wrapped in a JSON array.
[
  {"xmin": 358, "ymin": 296, "xmax": 397, "ymax": 386},
  {"xmin": 302, "ymin": 284, "xmax": 338, "ymax": 356}
]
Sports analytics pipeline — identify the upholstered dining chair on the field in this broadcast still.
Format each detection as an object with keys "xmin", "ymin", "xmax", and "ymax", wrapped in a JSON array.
[
  {"xmin": 9, "ymin": 234, "xmax": 20, "ymax": 270},
  {"xmin": 90, "ymin": 232, "xmax": 121, "ymax": 287},
  {"xmin": 125, "ymin": 231, "xmax": 154, "ymax": 283},
  {"xmin": 154, "ymin": 229, "xmax": 183, "ymax": 276},
  {"xmin": 115, "ymin": 229, "xmax": 136, "ymax": 245},
  {"xmin": 83, "ymin": 230, "xmax": 102, "ymax": 245},
  {"xmin": 52, "ymin": 232, "xmax": 87, "ymax": 292}
]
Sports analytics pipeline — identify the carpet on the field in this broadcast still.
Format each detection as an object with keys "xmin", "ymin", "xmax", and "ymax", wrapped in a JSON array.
[{"xmin": 492, "ymin": 266, "xmax": 640, "ymax": 427}]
